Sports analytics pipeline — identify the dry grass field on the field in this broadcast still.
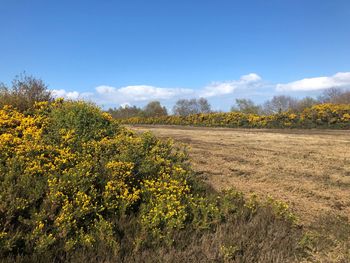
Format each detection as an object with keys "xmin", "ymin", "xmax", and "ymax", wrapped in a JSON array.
[
  {"xmin": 131, "ymin": 125, "xmax": 350, "ymax": 226},
  {"xmin": 131, "ymin": 125, "xmax": 350, "ymax": 261}
]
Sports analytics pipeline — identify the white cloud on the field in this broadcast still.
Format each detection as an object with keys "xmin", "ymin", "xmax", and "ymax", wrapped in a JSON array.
[
  {"xmin": 94, "ymin": 74, "xmax": 263, "ymax": 104},
  {"xmin": 276, "ymin": 72, "xmax": 350, "ymax": 91},
  {"xmin": 240, "ymin": 73, "xmax": 262, "ymax": 82},
  {"xmin": 49, "ymin": 71, "xmax": 350, "ymax": 109},
  {"xmin": 96, "ymin": 85, "xmax": 116, "ymax": 94},
  {"xmin": 118, "ymin": 85, "xmax": 192, "ymax": 100},
  {"xmin": 201, "ymin": 81, "xmax": 238, "ymax": 97},
  {"xmin": 53, "ymin": 73, "xmax": 265, "ymax": 107},
  {"xmin": 201, "ymin": 73, "xmax": 263, "ymax": 97},
  {"xmin": 95, "ymin": 84, "xmax": 194, "ymax": 103},
  {"xmin": 51, "ymin": 89, "xmax": 93, "ymax": 100},
  {"xmin": 120, "ymin": 102, "xmax": 131, "ymax": 108},
  {"xmin": 52, "ymin": 89, "xmax": 80, "ymax": 99}
]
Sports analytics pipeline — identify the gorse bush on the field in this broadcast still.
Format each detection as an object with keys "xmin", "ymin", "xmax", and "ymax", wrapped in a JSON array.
[
  {"xmin": 118, "ymin": 103, "xmax": 350, "ymax": 129},
  {"xmin": 45, "ymin": 99, "xmax": 118, "ymax": 143},
  {"xmin": 0, "ymin": 100, "xmax": 305, "ymax": 262},
  {"xmin": 0, "ymin": 100, "xmax": 191, "ymax": 253}
]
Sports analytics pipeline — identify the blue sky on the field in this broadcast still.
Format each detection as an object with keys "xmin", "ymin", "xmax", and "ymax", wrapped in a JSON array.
[{"xmin": 1, "ymin": 0, "xmax": 349, "ymax": 111}]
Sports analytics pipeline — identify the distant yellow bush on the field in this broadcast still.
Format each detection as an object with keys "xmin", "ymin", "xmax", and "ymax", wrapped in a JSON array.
[{"xmin": 119, "ymin": 103, "xmax": 350, "ymax": 129}]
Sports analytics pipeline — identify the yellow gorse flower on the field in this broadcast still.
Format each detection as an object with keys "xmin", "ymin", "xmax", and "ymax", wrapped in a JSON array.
[
  {"xmin": 0, "ymin": 101, "xmax": 195, "ymax": 253},
  {"xmin": 119, "ymin": 103, "xmax": 350, "ymax": 129}
]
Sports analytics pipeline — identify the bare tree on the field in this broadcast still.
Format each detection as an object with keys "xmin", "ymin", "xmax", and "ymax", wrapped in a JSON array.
[
  {"xmin": 318, "ymin": 88, "xmax": 343, "ymax": 103},
  {"xmin": 0, "ymin": 73, "xmax": 53, "ymax": 112},
  {"xmin": 292, "ymin": 97, "xmax": 318, "ymax": 112},
  {"xmin": 173, "ymin": 99, "xmax": 188, "ymax": 116},
  {"xmin": 263, "ymin": 95, "xmax": 297, "ymax": 114},
  {"xmin": 173, "ymin": 98, "xmax": 212, "ymax": 116},
  {"xmin": 197, "ymin": 98, "xmax": 211, "ymax": 114},
  {"xmin": 337, "ymin": 90, "xmax": 350, "ymax": 104},
  {"xmin": 318, "ymin": 88, "xmax": 350, "ymax": 104}
]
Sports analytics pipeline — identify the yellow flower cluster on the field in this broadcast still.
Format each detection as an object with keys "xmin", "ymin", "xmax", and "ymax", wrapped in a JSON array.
[
  {"xmin": 141, "ymin": 170, "xmax": 190, "ymax": 236},
  {"xmin": 119, "ymin": 103, "xmax": 350, "ymax": 129},
  {"xmin": 0, "ymin": 100, "xmax": 300, "ymax": 258},
  {"xmin": 0, "ymin": 101, "xmax": 195, "ymax": 254}
]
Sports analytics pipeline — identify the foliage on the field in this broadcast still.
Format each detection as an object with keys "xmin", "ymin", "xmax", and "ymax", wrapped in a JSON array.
[
  {"xmin": 143, "ymin": 101, "xmax": 168, "ymax": 117},
  {"xmin": 0, "ymin": 100, "xmax": 306, "ymax": 262},
  {"xmin": 107, "ymin": 101, "xmax": 167, "ymax": 119},
  {"xmin": 119, "ymin": 103, "xmax": 350, "ymax": 129},
  {"xmin": 0, "ymin": 100, "xmax": 190, "ymax": 256},
  {"xmin": 107, "ymin": 105, "xmax": 143, "ymax": 119},
  {"xmin": 231, "ymin": 98, "xmax": 262, "ymax": 114},
  {"xmin": 46, "ymin": 100, "xmax": 118, "ymax": 143}
]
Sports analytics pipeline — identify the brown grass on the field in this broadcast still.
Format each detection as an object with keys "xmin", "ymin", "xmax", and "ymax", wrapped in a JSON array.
[
  {"xmin": 130, "ymin": 125, "xmax": 350, "ymax": 261},
  {"xmin": 130, "ymin": 125, "xmax": 350, "ymax": 225}
]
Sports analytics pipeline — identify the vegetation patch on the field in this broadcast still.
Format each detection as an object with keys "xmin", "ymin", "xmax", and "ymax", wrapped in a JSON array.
[
  {"xmin": 118, "ymin": 103, "xmax": 350, "ymax": 129},
  {"xmin": 0, "ymin": 100, "xmax": 305, "ymax": 262}
]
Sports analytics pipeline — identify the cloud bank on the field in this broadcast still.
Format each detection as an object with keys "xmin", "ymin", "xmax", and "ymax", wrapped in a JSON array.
[
  {"xmin": 51, "ymin": 72, "xmax": 350, "ymax": 107},
  {"xmin": 96, "ymin": 85, "xmax": 194, "ymax": 103},
  {"xmin": 201, "ymin": 73, "xmax": 262, "ymax": 97},
  {"xmin": 51, "ymin": 89, "xmax": 93, "ymax": 100},
  {"xmin": 52, "ymin": 89, "xmax": 80, "ymax": 100},
  {"xmin": 276, "ymin": 72, "xmax": 350, "ymax": 91}
]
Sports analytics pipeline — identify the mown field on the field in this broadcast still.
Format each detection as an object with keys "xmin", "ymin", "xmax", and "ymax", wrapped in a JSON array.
[{"xmin": 131, "ymin": 125, "xmax": 350, "ymax": 261}]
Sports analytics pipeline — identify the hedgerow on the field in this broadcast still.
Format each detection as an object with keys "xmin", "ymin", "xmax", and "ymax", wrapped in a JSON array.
[
  {"xmin": 0, "ymin": 100, "xmax": 306, "ymax": 262},
  {"xmin": 118, "ymin": 103, "xmax": 350, "ymax": 129}
]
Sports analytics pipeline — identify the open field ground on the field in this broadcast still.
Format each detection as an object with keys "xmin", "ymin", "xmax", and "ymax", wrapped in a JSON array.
[{"xmin": 131, "ymin": 125, "xmax": 350, "ymax": 226}]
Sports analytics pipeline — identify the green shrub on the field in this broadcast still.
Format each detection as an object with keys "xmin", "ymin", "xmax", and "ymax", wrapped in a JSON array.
[
  {"xmin": 0, "ymin": 100, "xmax": 306, "ymax": 262},
  {"xmin": 45, "ymin": 100, "xmax": 118, "ymax": 144}
]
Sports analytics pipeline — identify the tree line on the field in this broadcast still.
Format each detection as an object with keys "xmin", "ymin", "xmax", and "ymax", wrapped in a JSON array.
[
  {"xmin": 1, "ymin": 74, "xmax": 349, "ymax": 117},
  {"xmin": 107, "ymin": 98, "xmax": 212, "ymax": 119},
  {"xmin": 231, "ymin": 89, "xmax": 350, "ymax": 115},
  {"xmin": 108, "ymin": 88, "xmax": 350, "ymax": 119}
]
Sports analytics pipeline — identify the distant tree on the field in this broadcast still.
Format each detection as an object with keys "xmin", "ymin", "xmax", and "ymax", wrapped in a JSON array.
[
  {"xmin": 263, "ymin": 95, "xmax": 297, "ymax": 114},
  {"xmin": 231, "ymin": 98, "xmax": 261, "ymax": 114},
  {"xmin": 318, "ymin": 88, "xmax": 350, "ymax": 104},
  {"xmin": 107, "ymin": 105, "xmax": 143, "ymax": 119},
  {"xmin": 337, "ymin": 90, "xmax": 350, "ymax": 104},
  {"xmin": 143, "ymin": 101, "xmax": 168, "ymax": 117},
  {"xmin": 318, "ymin": 88, "xmax": 343, "ymax": 103},
  {"xmin": 0, "ymin": 73, "xmax": 53, "ymax": 112},
  {"xmin": 173, "ymin": 98, "xmax": 211, "ymax": 116},
  {"xmin": 108, "ymin": 101, "xmax": 168, "ymax": 119},
  {"xmin": 292, "ymin": 97, "xmax": 318, "ymax": 112},
  {"xmin": 173, "ymin": 99, "xmax": 190, "ymax": 116},
  {"xmin": 197, "ymin": 97, "xmax": 211, "ymax": 114}
]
